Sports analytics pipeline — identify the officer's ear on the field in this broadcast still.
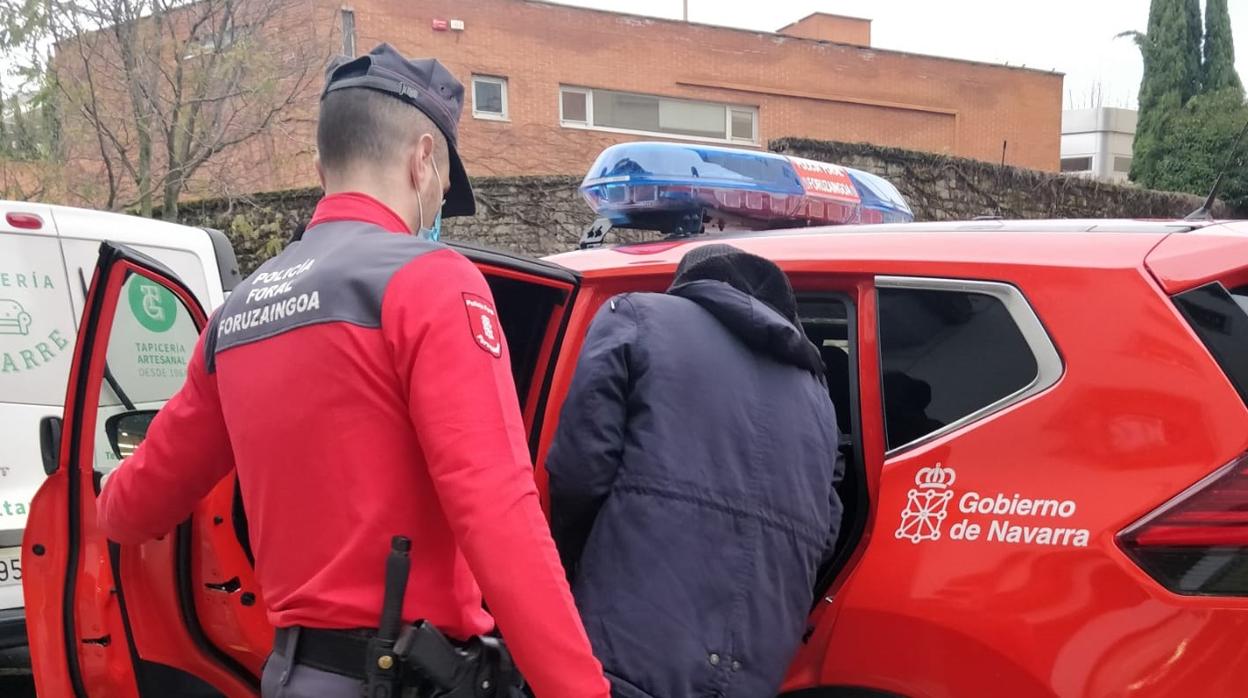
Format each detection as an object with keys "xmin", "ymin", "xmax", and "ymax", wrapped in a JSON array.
[
  {"xmin": 408, "ymin": 132, "xmax": 435, "ymax": 192},
  {"xmin": 314, "ymin": 154, "xmax": 326, "ymax": 190}
]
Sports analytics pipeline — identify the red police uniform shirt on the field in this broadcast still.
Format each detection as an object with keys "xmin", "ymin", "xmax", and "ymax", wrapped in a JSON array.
[{"xmin": 97, "ymin": 193, "xmax": 610, "ymax": 697}]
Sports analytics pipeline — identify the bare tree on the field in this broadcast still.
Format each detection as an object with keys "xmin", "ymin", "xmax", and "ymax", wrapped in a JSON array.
[{"xmin": 1, "ymin": 0, "xmax": 331, "ymax": 218}]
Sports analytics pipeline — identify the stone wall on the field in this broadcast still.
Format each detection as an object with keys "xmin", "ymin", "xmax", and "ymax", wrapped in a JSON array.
[
  {"xmin": 174, "ymin": 138, "xmax": 1235, "ymax": 275},
  {"xmin": 176, "ymin": 188, "xmax": 320, "ymax": 276},
  {"xmin": 771, "ymin": 138, "xmax": 1226, "ymax": 221},
  {"xmin": 174, "ymin": 177, "xmax": 590, "ymax": 274},
  {"xmin": 443, "ymin": 175, "xmax": 594, "ymax": 257}
]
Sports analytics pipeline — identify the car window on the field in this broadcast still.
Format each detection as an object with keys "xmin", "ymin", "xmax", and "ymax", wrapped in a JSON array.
[
  {"xmin": 486, "ymin": 275, "xmax": 568, "ymax": 409},
  {"xmin": 799, "ymin": 296, "xmax": 853, "ymax": 436},
  {"xmin": 878, "ymin": 284, "xmax": 1040, "ymax": 450},
  {"xmin": 0, "ymin": 232, "xmax": 77, "ymax": 406},
  {"xmin": 92, "ymin": 271, "xmax": 200, "ymax": 474},
  {"xmin": 798, "ymin": 294, "xmax": 863, "ymax": 595},
  {"xmin": 1173, "ymin": 283, "xmax": 1248, "ymax": 408}
]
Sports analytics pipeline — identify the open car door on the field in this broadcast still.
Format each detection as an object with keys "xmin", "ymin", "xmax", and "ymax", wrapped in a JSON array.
[
  {"xmin": 452, "ymin": 243, "xmax": 583, "ymax": 467},
  {"xmin": 24, "ymin": 240, "xmax": 581, "ymax": 697},
  {"xmin": 24, "ymin": 242, "xmax": 264, "ymax": 697}
]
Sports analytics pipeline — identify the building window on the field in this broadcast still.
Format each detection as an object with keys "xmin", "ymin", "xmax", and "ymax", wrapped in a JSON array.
[
  {"xmin": 877, "ymin": 278, "xmax": 1060, "ymax": 452},
  {"xmin": 559, "ymin": 86, "xmax": 758, "ymax": 144},
  {"xmin": 185, "ymin": 22, "xmax": 247, "ymax": 58},
  {"xmin": 1060, "ymin": 156, "xmax": 1092, "ymax": 173},
  {"xmin": 472, "ymin": 76, "xmax": 508, "ymax": 121},
  {"xmin": 730, "ymin": 108, "xmax": 755, "ymax": 142},
  {"xmin": 341, "ymin": 9, "xmax": 356, "ymax": 58},
  {"xmin": 1114, "ymin": 156, "xmax": 1132, "ymax": 174},
  {"xmin": 561, "ymin": 88, "xmax": 589, "ymax": 125}
]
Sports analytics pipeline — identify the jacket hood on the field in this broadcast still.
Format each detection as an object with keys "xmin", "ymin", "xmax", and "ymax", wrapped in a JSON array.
[{"xmin": 668, "ymin": 279, "xmax": 826, "ymax": 375}]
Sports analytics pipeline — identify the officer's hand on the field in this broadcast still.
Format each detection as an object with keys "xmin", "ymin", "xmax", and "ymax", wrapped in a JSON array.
[{"xmin": 93, "ymin": 469, "xmax": 110, "ymax": 496}]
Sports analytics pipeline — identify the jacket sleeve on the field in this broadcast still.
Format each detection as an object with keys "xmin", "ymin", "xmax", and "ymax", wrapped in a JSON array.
[
  {"xmin": 545, "ymin": 296, "xmax": 637, "ymax": 576},
  {"xmin": 97, "ymin": 321, "xmax": 237, "ymax": 544},
  {"xmin": 381, "ymin": 248, "xmax": 609, "ymax": 698}
]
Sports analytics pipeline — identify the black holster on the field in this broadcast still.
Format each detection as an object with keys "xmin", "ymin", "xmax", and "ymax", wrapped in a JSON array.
[
  {"xmin": 364, "ymin": 536, "xmax": 525, "ymax": 697},
  {"xmin": 394, "ymin": 621, "xmax": 526, "ymax": 698}
]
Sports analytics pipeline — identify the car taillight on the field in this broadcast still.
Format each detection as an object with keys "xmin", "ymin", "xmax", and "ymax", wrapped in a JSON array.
[{"xmin": 1119, "ymin": 453, "xmax": 1248, "ymax": 596}]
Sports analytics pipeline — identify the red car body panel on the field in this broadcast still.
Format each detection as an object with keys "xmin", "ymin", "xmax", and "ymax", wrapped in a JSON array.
[
  {"xmin": 24, "ymin": 221, "xmax": 1248, "ymax": 697},
  {"xmin": 1145, "ymin": 221, "xmax": 1248, "ymax": 293}
]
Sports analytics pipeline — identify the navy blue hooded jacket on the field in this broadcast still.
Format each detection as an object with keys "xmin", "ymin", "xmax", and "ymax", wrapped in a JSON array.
[{"xmin": 546, "ymin": 276, "xmax": 843, "ymax": 698}]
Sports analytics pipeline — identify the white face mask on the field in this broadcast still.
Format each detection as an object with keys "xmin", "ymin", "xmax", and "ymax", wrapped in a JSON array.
[{"xmin": 415, "ymin": 157, "xmax": 445, "ymax": 241}]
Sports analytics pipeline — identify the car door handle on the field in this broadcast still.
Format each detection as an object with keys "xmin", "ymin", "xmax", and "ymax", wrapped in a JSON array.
[{"xmin": 203, "ymin": 576, "xmax": 241, "ymax": 593}]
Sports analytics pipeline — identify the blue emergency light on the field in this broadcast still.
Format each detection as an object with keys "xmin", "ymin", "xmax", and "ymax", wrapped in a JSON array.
[{"xmin": 578, "ymin": 142, "xmax": 913, "ymax": 247}]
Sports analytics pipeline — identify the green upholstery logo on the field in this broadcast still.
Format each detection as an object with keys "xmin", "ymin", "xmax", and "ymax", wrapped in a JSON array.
[{"xmin": 128, "ymin": 277, "xmax": 177, "ymax": 333}]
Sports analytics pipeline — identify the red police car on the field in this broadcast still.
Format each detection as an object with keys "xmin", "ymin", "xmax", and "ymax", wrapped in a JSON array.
[{"xmin": 22, "ymin": 144, "xmax": 1248, "ymax": 697}]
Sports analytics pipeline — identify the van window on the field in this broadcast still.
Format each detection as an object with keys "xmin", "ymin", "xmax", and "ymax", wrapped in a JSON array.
[
  {"xmin": 128, "ymin": 245, "xmax": 212, "ymax": 303},
  {"xmin": 60, "ymin": 239, "xmax": 213, "ymax": 317},
  {"xmin": 878, "ymin": 284, "xmax": 1040, "ymax": 450},
  {"xmin": 0, "ymin": 233, "xmax": 76, "ymax": 405},
  {"xmin": 92, "ymin": 272, "xmax": 200, "ymax": 474}
]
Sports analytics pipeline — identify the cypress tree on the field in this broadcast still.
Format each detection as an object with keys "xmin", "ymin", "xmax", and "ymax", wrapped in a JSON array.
[
  {"xmin": 1184, "ymin": 0, "xmax": 1204, "ymax": 97},
  {"xmin": 40, "ymin": 91, "xmax": 58, "ymax": 159},
  {"xmin": 1203, "ymin": 0, "xmax": 1243, "ymax": 95},
  {"xmin": 10, "ymin": 94, "xmax": 32, "ymax": 159},
  {"xmin": 0, "ymin": 82, "xmax": 9, "ymax": 159},
  {"xmin": 42, "ymin": 51, "xmax": 60, "ymax": 159},
  {"xmin": 1129, "ymin": 0, "xmax": 1205, "ymax": 185}
]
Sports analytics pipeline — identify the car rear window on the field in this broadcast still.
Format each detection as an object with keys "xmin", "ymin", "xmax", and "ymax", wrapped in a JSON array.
[
  {"xmin": 1173, "ymin": 283, "xmax": 1248, "ymax": 406},
  {"xmin": 878, "ymin": 284, "xmax": 1042, "ymax": 450}
]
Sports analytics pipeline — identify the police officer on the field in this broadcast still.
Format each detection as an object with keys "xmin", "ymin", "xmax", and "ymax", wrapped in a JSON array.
[{"xmin": 96, "ymin": 44, "xmax": 611, "ymax": 698}]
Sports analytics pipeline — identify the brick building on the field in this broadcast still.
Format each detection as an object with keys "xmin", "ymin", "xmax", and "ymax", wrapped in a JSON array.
[
  {"xmin": 350, "ymin": 0, "xmax": 1063, "ymax": 179},
  {"xmin": 54, "ymin": 0, "xmax": 1064, "ymax": 210}
]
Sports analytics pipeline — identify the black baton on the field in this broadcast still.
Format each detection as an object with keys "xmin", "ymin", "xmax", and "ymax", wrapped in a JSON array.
[{"xmin": 364, "ymin": 535, "xmax": 411, "ymax": 698}]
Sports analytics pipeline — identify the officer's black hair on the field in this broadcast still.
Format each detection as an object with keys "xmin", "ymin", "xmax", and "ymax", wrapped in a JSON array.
[{"xmin": 317, "ymin": 88, "xmax": 450, "ymax": 175}]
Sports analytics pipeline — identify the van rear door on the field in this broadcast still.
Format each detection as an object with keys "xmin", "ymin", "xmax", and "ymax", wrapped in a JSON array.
[{"xmin": 0, "ymin": 202, "xmax": 73, "ymax": 637}]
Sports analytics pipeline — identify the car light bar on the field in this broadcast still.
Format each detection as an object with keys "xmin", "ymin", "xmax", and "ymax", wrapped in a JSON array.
[
  {"xmin": 1118, "ymin": 453, "xmax": 1248, "ymax": 596},
  {"xmin": 579, "ymin": 142, "xmax": 914, "ymax": 240}
]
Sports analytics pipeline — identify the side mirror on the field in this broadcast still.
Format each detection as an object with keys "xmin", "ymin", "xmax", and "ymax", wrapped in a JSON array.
[
  {"xmin": 39, "ymin": 416, "xmax": 63, "ymax": 475},
  {"xmin": 105, "ymin": 410, "xmax": 158, "ymax": 461}
]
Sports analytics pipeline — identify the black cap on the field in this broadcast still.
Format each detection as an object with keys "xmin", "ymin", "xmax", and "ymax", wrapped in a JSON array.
[
  {"xmin": 322, "ymin": 44, "xmax": 475, "ymax": 217},
  {"xmin": 671, "ymin": 244, "xmax": 800, "ymax": 326}
]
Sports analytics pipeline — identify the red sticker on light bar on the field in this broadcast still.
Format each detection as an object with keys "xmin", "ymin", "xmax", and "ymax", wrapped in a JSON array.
[{"xmin": 787, "ymin": 156, "xmax": 861, "ymax": 204}]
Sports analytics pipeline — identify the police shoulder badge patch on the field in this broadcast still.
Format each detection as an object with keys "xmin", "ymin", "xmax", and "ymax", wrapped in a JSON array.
[{"xmin": 463, "ymin": 293, "xmax": 502, "ymax": 358}]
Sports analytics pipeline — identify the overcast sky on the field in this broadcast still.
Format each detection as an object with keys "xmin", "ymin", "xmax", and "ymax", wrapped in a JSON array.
[{"xmin": 547, "ymin": 0, "xmax": 1248, "ymax": 110}]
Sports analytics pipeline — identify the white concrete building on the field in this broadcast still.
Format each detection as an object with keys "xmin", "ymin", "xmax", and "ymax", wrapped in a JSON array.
[{"xmin": 1060, "ymin": 108, "xmax": 1137, "ymax": 183}]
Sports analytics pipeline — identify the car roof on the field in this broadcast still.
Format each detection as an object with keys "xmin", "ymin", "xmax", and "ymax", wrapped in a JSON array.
[{"xmin": 547, "ymin": 219, "xmax": 1231, "ymax": 276}]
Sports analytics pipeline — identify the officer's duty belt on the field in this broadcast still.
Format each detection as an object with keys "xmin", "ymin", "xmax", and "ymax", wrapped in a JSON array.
[{"xmin": 274, "ymin": 626, "xmax": 373, "ymax": 680}]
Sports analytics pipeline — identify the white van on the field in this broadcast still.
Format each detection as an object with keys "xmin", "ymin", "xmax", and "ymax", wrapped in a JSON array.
[{"xmin": 0, "ymin": 200, "xmax": 239, "ymax": 663}]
